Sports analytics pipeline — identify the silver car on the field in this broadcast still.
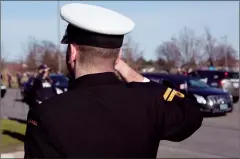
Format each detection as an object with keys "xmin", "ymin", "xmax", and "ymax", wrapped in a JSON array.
[
  {"xmin": 221, "ymin": 72, "xmax": 239, "ymax": 102},
  {"xmin": 188, "ymin": 70, "xmax": 239, "ymax": 103}
]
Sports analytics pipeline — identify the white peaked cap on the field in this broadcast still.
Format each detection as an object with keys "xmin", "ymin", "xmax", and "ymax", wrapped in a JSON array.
[{"xmin": 60, "ymin": 3, "xmax": 135, "ymax": 35}]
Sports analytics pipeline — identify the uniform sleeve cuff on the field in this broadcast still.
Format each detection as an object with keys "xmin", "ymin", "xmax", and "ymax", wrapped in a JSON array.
[{"xmin": 142, "ymin": 77, "xmax": 150, "ymax": 83}]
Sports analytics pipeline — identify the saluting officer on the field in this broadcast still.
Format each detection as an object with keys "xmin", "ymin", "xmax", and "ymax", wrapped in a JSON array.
[
  {"xmin": 24, "ymin": 64, "xmax": 57, "ymax": 109},
  {"xmin": 24, "ymin": 3, "xmax": 203, "ymax": 158}
]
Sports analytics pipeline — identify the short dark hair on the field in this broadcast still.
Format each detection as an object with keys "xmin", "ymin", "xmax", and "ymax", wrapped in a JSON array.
[{"xmin": 77, "ymin": 45, "xmax": 120, "ymax": 67}]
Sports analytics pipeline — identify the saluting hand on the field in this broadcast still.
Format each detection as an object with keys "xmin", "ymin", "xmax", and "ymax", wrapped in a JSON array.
[{"xmin": 114, "ymin": 59, "xmax": 144, "ymax": 83}]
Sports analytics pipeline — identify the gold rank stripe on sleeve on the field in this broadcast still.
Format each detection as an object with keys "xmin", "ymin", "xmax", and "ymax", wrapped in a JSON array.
[
  {"xmin": 163, "ymin": 88, "xmax": 172, "ymax": 100},
  {"xmin": 163, "ymin": 88, "xmax": 185, "ymax": 101}
]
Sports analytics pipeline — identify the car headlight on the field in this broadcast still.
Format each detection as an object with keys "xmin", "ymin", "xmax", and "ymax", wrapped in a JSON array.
[
  {"xmin": 194, "ymin": 94, "xmax": 207, "ymax": 104},
  {"xmin": 208, "ymin": 100, "xmax": 214, "ymax": 107}
]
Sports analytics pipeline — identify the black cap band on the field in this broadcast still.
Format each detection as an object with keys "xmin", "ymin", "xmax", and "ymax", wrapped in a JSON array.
[{"xmin": 61, "ymin": 24, "xmax": 124, "ymax": 48}]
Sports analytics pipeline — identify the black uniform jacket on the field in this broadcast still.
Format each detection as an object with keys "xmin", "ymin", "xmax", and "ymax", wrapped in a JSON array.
[
  {"xmin": 24, "ymin": 72, "xmax": 203, "ymax": 158},
  {"xmin": 24, "ymin": 77, "xmax": 57, "ymax": 107}
]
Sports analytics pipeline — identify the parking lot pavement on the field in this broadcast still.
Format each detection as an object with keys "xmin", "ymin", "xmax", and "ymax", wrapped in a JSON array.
[
  {"xmin": 158, "ymin": 114, "xmax": 239, "ymax": 158},
  {"xmin": 1, "ymin": 89, "xmax": 239, "ymax": 158},
  {"xmin": 158, "ymin": 101, "xmax": 240, "ymax": 158},
  {"xmin": 1, "ymin": 89, "xmax": 29, "ymax": 120}
]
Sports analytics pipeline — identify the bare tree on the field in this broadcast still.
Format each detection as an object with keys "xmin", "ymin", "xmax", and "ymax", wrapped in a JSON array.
[
  {"xmin": 0, "ymin": 58, "xmax": 6, "ymax": 71},
  {"xmin": 156, "ymin": 40, "xmax": 181, "ymax": 72},
  {"xmin": 213, "ymin": 42, "xmax": 238, "ymax": 68},
  {"xmin": 24, "ymin": 37, "xmax": 42, "ymax": 71},
  {"xmin": 155, "ymin": 27, "xmax": 239, "ymax": 70},
  {"xmin": 39, "ymin": 40, "xmax": 59, "ymax": 72},
  {"xmin": 173, "ymin": 27, "xmax": 204, "ymax": 69},
  {"xmin": 155, "ymin": 27, "xmax": 204, "ymax": 71},
  {"xmin": 122, "ymin": 36, "xmax": 144, "ymax": 71},
  {"xmin": 202, "ymin": 27, "xmax": 218, "ymax": 66},
  {"xmin": 24, "ymin": 37, "xmax": 65, "ymax": 73},
  {"xmin": 1, "ymin": 43, "xmax": 6, "ymax": 70},
  {"xmin": 122, "ymin": 37, "xmax": 134, "ymax": 64}
]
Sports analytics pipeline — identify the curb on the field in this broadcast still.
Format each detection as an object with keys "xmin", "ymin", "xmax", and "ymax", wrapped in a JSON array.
[{"xmin": 1, "ymin": 151, "xmax": 24, "ymax": 158}]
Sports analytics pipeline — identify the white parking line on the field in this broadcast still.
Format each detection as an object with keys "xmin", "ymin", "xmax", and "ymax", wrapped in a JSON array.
[
  {"xmin": 1, "ymin": 151, "xmax": 24, "ymax": 158},
  {"xmin": 1, "ymin": 153, "xmax": 15, "ymax": 158},
  {"xmin": 158, "ymin": 146, "xmax": 227, "ymax": 158}
]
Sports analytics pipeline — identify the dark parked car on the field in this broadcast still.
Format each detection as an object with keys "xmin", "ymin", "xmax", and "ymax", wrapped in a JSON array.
[
  {"xmin": 49, "ymin": 74, "xmax": 69, "ymax": 92},
  {"xmin": 142, "ymin": 73, "xmax": 233, "ymax": 115},
  {"xmin": 188, "ymin": 70, "xmax": 239, "ymax": 103}
]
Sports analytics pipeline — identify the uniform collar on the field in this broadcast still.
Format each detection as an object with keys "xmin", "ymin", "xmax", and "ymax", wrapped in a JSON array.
[{"xmin": 68, "ymin": 72, "xmax": 123, "ymax": 90}]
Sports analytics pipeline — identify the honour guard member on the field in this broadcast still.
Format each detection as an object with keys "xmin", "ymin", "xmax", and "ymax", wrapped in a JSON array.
[
  {"xmin": 24, "ymin": 3, "xmax": 203, "ymax": 158},
  {"xmin": 24, "ymin": 64, "xmax": 58, "ymax": 109}
]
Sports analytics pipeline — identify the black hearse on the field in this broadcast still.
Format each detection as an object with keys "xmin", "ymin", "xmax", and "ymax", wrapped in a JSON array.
[{"xmin": 142, "ymin": 73, "xmax": 233, "ymax": 115}]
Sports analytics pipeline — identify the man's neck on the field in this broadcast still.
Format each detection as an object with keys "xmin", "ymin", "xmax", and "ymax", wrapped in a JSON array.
[{"xmin": 75, "ymin": 67, "xmax": 115, "ymax": 79}]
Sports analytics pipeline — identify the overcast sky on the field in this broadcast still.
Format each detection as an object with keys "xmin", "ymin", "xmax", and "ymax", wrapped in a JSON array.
[{"xmin": 1, "ymin": 1, "xmax": 239, "ymax": 61}]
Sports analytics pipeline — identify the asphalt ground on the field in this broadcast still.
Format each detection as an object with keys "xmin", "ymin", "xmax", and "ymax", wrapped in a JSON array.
[{"xmin": 1, "ymin": 89, "xmax": 239, "ymax": 158}]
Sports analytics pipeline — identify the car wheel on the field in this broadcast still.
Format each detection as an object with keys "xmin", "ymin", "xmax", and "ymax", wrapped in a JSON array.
[
  {"xmin": 233, "ymin": 97, "xmax": 239, "ymax": 103},
  {"xmin": 212, "ymin": 112, "xmax": 227, "ymax": 117}
]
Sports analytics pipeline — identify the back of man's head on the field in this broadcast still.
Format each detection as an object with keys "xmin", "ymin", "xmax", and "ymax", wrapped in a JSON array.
[
  {"xmin": 60, "ymin": 3, "xmax": 134, "ymax": 77},
  {"xmin": 76, "ymin": 45, "xmax": 120, "ymax": 70}
]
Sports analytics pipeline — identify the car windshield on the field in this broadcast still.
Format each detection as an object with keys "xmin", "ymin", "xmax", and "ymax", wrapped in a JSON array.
[
  {"xmin": 50, "ymin": 75, "xmax": 69, "ymax": 84},
  {"xmin": 197, "ymin": 71, "xmax": 225, "ymax": 80},
  {"xmin": 188, "ymin": 79, "xmax": 210, "ymax": 88}
]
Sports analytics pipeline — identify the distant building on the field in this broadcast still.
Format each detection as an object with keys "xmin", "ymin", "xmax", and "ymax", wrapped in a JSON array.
[{"xmin": 4, "ymin": 62, "xmax": 23, "ymax": 74}]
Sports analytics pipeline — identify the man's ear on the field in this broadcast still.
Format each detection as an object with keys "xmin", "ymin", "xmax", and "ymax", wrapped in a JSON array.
[{"xmin": 69, "ymin": 44, "xmax": 78, "ymax": 62}]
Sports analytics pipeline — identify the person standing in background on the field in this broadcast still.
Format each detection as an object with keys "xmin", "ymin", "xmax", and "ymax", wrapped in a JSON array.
[
  {"xmin": 17, "ymin": 72, "xmax": 22, "ymax": 88},
  {"xmin": 7, "ymin": 73, "xmax": 12, "ymax": 88}
]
